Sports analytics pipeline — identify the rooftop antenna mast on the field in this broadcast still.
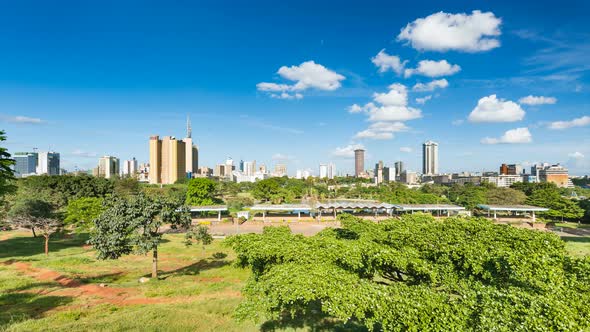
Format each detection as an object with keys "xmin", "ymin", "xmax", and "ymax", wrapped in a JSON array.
[{"xmin": 186, "ymin": 114, "xmax": 192, "ymax": 139}]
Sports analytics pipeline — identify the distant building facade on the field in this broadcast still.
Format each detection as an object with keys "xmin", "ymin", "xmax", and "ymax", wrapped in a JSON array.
[
  {"xmin": 14, "ymin": 152, "xmax": 38, "ymax": 177},
  {"xmin": 96, "ymin": 156, "xmax": 120, "ymax": 179},
  {"xmin": 37, "ymin": 152, "xmax": 60, "ymax": 175},
  {"xmin": 122, "ymin": 158, "xmax": 138, "ymax": 177},
  {"xmin": 422, "ymin": 140, "xmax": 438, "ymax": 175},
  {"xmin": 149, "ymin": 135, "xmax": 187, "ymax": 184},
  {"xmin": 354, "ymin": 149, "xmax": 365, "ymax": 177}
]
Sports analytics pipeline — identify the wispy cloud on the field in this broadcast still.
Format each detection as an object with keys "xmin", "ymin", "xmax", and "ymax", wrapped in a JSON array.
[
  {"xmin": 71, "ymin": 150, "xmax": 98, "ymax": 158},
  {"xmin": 1, "ymin": 115, "xmax": 45, "ymax": 124}
]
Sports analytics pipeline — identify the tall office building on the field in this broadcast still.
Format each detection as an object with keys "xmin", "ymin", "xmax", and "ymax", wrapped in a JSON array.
[
  {"xmin": 539, "ymin": 164, "xmax": 571, "ymax": 188},
  {"xmin": 37, "ymin": 152, "xmax": 60, "ymax": 175},
  {"xmin": 97, "ymin": 156, "xmax": 120, "ymax": 179},
  {"xmin": 354, "ymin": 149, "xmax": 365, "ymax": 177},
  {"xmin": 14, "ymin": 152, "xmax": 38, "ymax": 177},
  {"xmin": 122, "ymin": 158, "xmax": 138, "ymax": 177},
  {"xmin": 243, "ymin": 161, "xmax": 256, "ymax": 176},
  {"xmin": 500, "ymin": 163, "xmax": 523, "ymax": 175},
  {"xmin": 394, "ymin": 161, "xmax": 404, "ymax": 178},
  {"xmin": 422, "ymin": 140, "xmax": 439, "ymax": 175},
  {"xmin": 374, "ymin": 160, "xmax": 384, "ymax": 184},
  {"xmin": 383, "ymin": 166, "xmax": 395, "ymax": 182},
  {"xmin": 149, "ymin": 136, "xmax": 187, "ymax": 184},
  {"xmin": 319, "ymin": 163, "xmax": 336, "ymax": 179},
  {"xmin": 224, "ymin": 157, "xmax": 234, "ymax": 178},
  {"xmin": 274, "ymin": 164, "xmax": 287, "ymax": 177},
  {"xmin": 239, "ymin": 160, "xmax": 244, "ymax": 172},
  {"xmin": 183, "ymin": 116, "xmax": 199, "ymax": 178}
]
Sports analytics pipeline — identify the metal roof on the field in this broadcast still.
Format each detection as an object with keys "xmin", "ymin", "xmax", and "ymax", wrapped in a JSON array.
[
  {"xmin": 250, "ymin": 204, "xmax": 312, "ymax": 211},
  {"xmin": 190, "ymin": 205, "xmax": 228, "ymax": 212},
  {"xmin": 477, "ymin": 204, "xmax": 549, "ymax": 212},
  {"xmin": 391, "ymin": 204, "xmax": 466, "ymax": 211},
  {"xmin": 315, "ymin": 201, "xmax": 394, "ymax": 209}
]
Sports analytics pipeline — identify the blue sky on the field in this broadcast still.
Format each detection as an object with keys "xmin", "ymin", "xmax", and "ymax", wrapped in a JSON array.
[{"xmin": 1, "ymin": 0, "xmax": 589, "ymax": 175}]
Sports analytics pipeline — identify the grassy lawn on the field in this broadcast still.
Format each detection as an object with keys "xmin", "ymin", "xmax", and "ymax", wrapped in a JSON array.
[{"xmin": 0, "ymin": 231, "xmax": 261, "ymax": 332}]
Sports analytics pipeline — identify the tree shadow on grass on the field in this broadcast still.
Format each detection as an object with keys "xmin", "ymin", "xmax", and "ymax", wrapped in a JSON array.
[
  {"xmin": 0, "ymin": 233, "xmax": 90, "ymax": 259},
  {"xmin": 150, "ymin": 253, "xmax": 231, "ymax": 279},
  {"xmin": 561, "ymin": 236, "xmax": 590, "ymax": 243},
  {"xmin": 259, "ymin": 302, "xmax": 369, "ymax": 332},
  {"xmin": 0, "ymin": 291, "xmax": 73, "ymax": 330}
]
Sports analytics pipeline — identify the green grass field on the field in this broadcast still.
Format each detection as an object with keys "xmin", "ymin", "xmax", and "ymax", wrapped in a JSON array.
[
  {"xmin": 1, "ymin": 226, "xmax": 589, "ymax": 331},
  {"xmin": 0, "ymin": 231, "xmax": 261, "ymax": 332}
]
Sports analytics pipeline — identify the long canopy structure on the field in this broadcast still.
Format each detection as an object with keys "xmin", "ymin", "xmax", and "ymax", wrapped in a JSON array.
[
  {"xmin": 477, "ymin": 204, "xmax": 549, "ymax": 221},
  {"xmin": 392, "ymin": 204, "xmax": 465, "ymax": 214},
  {"xmin": 315, "ymin": 200, "xmax": 394, "ymax": 218},
  {"xmin": 250, "ymin": 204, "xmax": 312, "ymax": 221},
  {"xmin": 189, "ymin": 205, "xmax": 228, "ymax": 221}
]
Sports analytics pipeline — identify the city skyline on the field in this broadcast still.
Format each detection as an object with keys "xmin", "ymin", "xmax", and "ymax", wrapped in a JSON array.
[{"xmin": 0, "ymin": 1, "xmax": 589, "ymax": 175}]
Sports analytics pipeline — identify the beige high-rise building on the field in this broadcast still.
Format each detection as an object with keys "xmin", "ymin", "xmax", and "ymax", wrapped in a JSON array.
[
  {"xmin": 354, "ymin": 149, "xmax": 365, "ymax": 177},
  {"xmin": 149, "ymin": 136, "xmax": 186, "ymax": 184}
]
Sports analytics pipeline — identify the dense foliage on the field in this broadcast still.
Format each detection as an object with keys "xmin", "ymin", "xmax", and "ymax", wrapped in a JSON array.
[
  {"xmin": 186, "ymin": 178, "xmax": 220, "ymax": 206},
  {"xmin": 227, "ymin": 214, "xmax": 590, "ymax": 331},
  {"xmin": 7, "ymin": 198, "xmax": 62, "ymax": 255},
  {"xmin": 89, "ymin": 194, "xmax": 191, "ymax": 278},
  {"xmin": 64, "ymin": 197, "xmax": 104, "ymax": 231}
]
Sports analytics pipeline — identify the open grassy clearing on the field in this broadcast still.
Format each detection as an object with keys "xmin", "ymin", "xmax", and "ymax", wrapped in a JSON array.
[{"xmin": 0, "ymin": 231, "xmax": 260, "ymax": 331}]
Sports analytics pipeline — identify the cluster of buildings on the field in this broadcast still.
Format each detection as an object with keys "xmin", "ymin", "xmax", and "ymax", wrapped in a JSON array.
[
  {"xmin": 13, "ymin": 151, "xmax": 62, "ymax": 177},
  {"xmin": 11, "ymin": 118, "xmax": 576, "ymax": 190}
]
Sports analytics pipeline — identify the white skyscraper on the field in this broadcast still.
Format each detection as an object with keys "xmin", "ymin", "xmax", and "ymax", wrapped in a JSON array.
[
  {"xmin": 37, "ymin": 152, "xmax": 60, "ymax": 175},
  {"xmin": 319, "ymin": 163, "xmax": 335, "ymax": 179},
  {"xmin": 243, "ymin": 160, "xmax": 256, "ymax": 176},
  {"xmin": 122, "ymin": 158, "xmax": 138, "ymax": 177},
  {"xmin": 422, "ymin": 140, "xmax": 439, "ymax": 175}
]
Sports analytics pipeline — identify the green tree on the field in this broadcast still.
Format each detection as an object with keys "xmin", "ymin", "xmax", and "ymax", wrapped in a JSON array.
[
  {"xmin": 89, "ymin": 194, "xmax": 191, "ymax": 278},
  {"xmin": 186, "ymin": 178, "xmax": 219, "ymax": 206},
  {"xmin": 64, "ymin": 197, "xmax": 104, "ymax": 231},
  {"xmin": 8, "ymin": 198, "xmax": 62, "ymax": 255},
  {"xmin": 251, "ymin": 178, "xmax": 281, "ymax": 202},
  {"xmin": 0, "ymin": 130, "xmax": 15, "ymax": 200},
  {"xmin": 526, "ymin": 188, "xmax": 584, "ymax": 220},
  {"xmin": 185, "ymin": 224, "xmax": 213, "ymax": 251},
  {"xmin": 486, "ymin": 187, "xmax": 527, "ymax": 205},
  {"xmin": 227, "ymin": 215, "xmax": 590, "ymax": 331}
]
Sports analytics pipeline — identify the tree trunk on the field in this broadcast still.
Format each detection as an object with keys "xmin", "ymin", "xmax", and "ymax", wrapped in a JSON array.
[
  {"xmin": 44, "ymin": 235, "xmax": 49, "ymax": 256},
  {"xmin": 151, "ymin": 248, "xmax": 158, "ymax": 279},
  {"xmin": 31, "ymin": 227, "xmax": 36, "ymax": 238}
]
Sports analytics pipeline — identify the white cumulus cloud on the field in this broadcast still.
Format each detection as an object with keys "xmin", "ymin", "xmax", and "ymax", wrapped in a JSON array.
[
  {"xmin": 371, "ymin": 49, "xmax": 407, "ymax": 74},
  {"xmin": 412, "ymin": 79, "xmax": 449, "ymax": 92},
  {"xmin": 568, "ymin": 151, "xmax": 584, "ymax": 159},
  {"xmin": 354, "ymin": 121, "xmax": 409, "ymax": 140},
  {"xmin": 272, "ymin": 153, "xmax": 295, "ymax": 161},
  {"xmin": 257, "ymin": 61, "xmax": 345, "ymax": 99},
  {"xmin": 277, "ymin": 61, "xmax": 345, "ymax": 91},
  {"xmin": 481, "ymin": 127, "xmax": 532, "ymax": 144},
  {"xmin": 468, "ymin": 94, "xmax": 525, "ymax": 123},
  {"xmin": 404, "ymin": 60, "xmax": 461, "ymax": 78},
  {"xmin": 398, "ymin": 10, "xmax": 502, "ymax": 52},
  {"xmin": 518, "ymin": 95, "xmax": 557, "ymax": 105},
  {"xmin": 331, "ymin": 144, "xmax": 365, "ymax": 158},
  {"xmin": 548, "ymin": 115, "xmax": 590, "ymax": 130}
]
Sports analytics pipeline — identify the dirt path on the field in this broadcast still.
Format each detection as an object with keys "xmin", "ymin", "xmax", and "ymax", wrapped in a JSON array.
[{"xmin": 2, "ymin": 260, "xmax": 241, "ymax": 307}]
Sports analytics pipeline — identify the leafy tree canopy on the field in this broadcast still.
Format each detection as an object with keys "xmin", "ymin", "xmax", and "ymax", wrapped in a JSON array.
[
  {"xmin": 89, "ymin": 194, "xmax": 191, "ymax": 278},
  {"xmin": 227, "ymin": 214, "xmax": 590, "ymax": 331},
  {"xmin": 186, "ymin": 178, "xmax": 220, "ymax": 206},
  {"xmin": 64, "ymin": 197, "xmax": 104, "ymax": 231}
]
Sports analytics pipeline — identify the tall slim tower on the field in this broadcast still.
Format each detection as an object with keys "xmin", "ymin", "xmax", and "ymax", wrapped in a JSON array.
[
  {"xmin": 354, "ymin": 149, "xmax": 365, "ymax": 177},
  {"xmin": 422, "ymin": 140, "xmax": 439, "ymax": 175},
  {"xmin": 183, "ymin": 115, "xmax": 198, "ymax": 177}
]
